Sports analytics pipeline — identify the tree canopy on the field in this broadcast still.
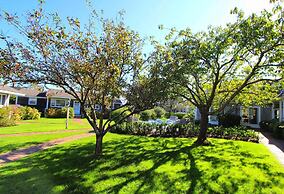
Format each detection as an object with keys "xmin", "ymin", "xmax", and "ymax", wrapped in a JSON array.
[
  {"xmin": 151, "ymin": 6, "xmax": 284, "ymax": 144},
  {"xmin": 0, "ymin": 3, "xmax": 166, "ymax": 155}
]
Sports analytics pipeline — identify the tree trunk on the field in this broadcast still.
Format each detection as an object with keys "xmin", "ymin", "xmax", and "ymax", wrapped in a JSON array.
[
  {"xmin": 95, "ymin": 134, "xmax": 104, "ymax": 156},
  {"xmin": 195, "ymin": 111, "xmax": 209, "ymax": 145}
]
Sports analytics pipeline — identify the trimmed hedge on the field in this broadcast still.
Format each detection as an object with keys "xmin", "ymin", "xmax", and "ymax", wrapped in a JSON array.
[
  {"xmin": 45, "ymin": 107, "xmax": 74, "ymax": 118},
  {"xmin": 218, "ymin": 114, "xmax": 241, "ymax": 127},
  {"xmin": 140, "ymin": 109, "xmax": 156, "ymax": 121},
  {"xmin": 173, "ymin": 112, "xmax": 187, "ymax": 119},
  {"xmin": 153, "ymin": 107, "xmax": 166, "ymax": 118},
  {"xmin": 110, "ymin": 122, "xmax": 259, "ymax": 142},
  {"xmin": 110, "ymin": 107, "xmax": 131, "ymax": 122}
]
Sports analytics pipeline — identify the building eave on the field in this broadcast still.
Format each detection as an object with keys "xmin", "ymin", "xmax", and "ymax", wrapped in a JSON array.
[{"xmin": 0, "ymin": 90, "xmax": 25, "ymax": 96}]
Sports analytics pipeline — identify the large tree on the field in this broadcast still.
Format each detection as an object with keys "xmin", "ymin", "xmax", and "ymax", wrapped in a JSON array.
[
  {"xmin": 0, "ymin": 4, "xmax": 164, "ymax": 156},
  {"xmin": 152, "ymin": 6, "xmax": 284, "ymax": 145}
]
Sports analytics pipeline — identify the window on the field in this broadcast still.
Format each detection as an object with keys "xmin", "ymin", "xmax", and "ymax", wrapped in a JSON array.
[
  {"xmin": 0, "ymin": 95, "xmax": 6, "ymax": 105},
  {"xmin": 274, "ymin": 109, "xmax": 279, "ymax": 120},
  {"xmin": 50, "ymin": 99, "xmax": 67, "ymax": 107},
  {"xmin": 242, "ymin": 107, "xmax": 258, "ymax": 124},
  {"xmin": 9, "ymin": 96, "xmax": 16, "ymax": 105},
  {"xmin": 273, "ymin": 101, "xmax": 280, "ymax": 120},
  {"xmin": 28, "ymin": 97, "xmax": 37, "ymax": 105}
]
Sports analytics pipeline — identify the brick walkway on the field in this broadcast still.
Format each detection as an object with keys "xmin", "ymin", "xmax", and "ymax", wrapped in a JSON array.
[
  {"xmin": 259, "ymin": 132, "xmax": 284, "ymax": 166},
  {"xmin": 0, "ymin": 133, "xmax": 95, "ymax": 165}
]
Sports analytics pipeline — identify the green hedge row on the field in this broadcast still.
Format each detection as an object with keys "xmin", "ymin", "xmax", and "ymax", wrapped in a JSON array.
[
  {"xmin": 110, "ymin": 122, "xmax": 259, "ymax": 142},
  {"xmin": 218, "ymin": 114, "xmax": 241, "ymax": 127}
]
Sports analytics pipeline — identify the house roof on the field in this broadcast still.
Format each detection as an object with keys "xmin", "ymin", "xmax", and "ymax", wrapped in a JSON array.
[
  {"xmin": 0, "ymin": 85, "xmax": 76, "ymax": 99},
  {"xmin": 13, "ymin": 87, "xmax": 46, "ymax": 97},
  {"xmin": 0, "ymin": 85, "xmax": 25, "ymax": 96},
  {"xmin": 0, "ymin": 85, "xmax": 125, "ymax": 102},
  {"xmin": 46, "ymin": 89, "xmax": 75, "ymax": 99}
]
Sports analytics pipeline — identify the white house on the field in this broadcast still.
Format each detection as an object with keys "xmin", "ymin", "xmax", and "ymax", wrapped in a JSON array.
[
  {"xmin": 0, "ymin": 85, "xmax": 25, "ymax": 108},
  {"xmin": 273, "ymin": 90, "xmax": 284, "ymax": 122},
  {"xmin": 194, "ymin": 105, "xmax": 273, "ymax": 128}
]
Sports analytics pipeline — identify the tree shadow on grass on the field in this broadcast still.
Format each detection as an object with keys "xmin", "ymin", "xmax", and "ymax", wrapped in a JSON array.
[
  {"xmin": 0, "ymin": 135, "xmax": 283, "ymax": 194},
  {"xmin": 0, "ymin": 142, "xmax": 43, "ymax": 154}
]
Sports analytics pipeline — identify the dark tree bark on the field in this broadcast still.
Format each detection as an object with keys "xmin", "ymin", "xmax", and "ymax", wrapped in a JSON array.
[
  {"xmin": 195, "ymin": 109, "xmax": 209, "ymax": 145},
  {"xmin": 95, "ymin": 134, "xmax": 104, "ymax": 156}
]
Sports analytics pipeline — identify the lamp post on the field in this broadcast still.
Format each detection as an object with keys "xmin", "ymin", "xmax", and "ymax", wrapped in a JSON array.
[{"xmin": 66, "ymin": 99, "xmax": 70, "ymax": 129}]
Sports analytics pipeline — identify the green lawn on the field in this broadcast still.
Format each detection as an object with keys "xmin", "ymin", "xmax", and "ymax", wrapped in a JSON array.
[
  {"xmin": 0, "ymin": 133, "xmax": 283, "ymax": 193},
  {"xmin": 0, "ymin": 118, "xmax": 91, "ymax": 134},
  {"xmin": 0, "ymin": 132, "xmax": 85, "ymax": 154}
]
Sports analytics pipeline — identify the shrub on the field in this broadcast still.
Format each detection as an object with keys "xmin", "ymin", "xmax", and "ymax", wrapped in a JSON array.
[
  {"xmin": 110, "ymin": 107, "xmax": 131, "ymax": 122},
  {"xmin": 259, "ymin": 119, "xmax": 284, "ymax": 139},
  {"xmin": 218, "ymin": 114, "xmax": 241, "ymax": 127},
  {"xmin": 270, "ymin": 121, "xmax": 284, "ymax": 139},
  {"xmin": 259, "ymin": 120, "xmax": 270, "ymax": 131},
  {"xmin": 45, "ymin": 107, "xmax": 74, "ymax": 118},
  {"xmin": 173, "ymin": 112, "xmax": 187, "ymax": 119},
  {"xmin": 45, "ymin": 108, "xmax": 57, "ymax": 118},
  {"xmin": 269, "ymin": 119, "xmax": 280, "ymax": 133},
  {"xmin": 165, "ymin": 112, "xmax": 172, "ymax": 118},
  {"xmin": 153, "ymin": 107, "xmax": 166, "ymax": 118},
  {"xmin": 182, "ymin": 112, "xmax": 194, "ymax": 119},
  {"xmin": 0, "ymin": 106, "xmax": 18, "ymax": 127},
  {"xmin": 207, "ymin": 126, "xmax": 258, "ymax": 142},
  {"xmin": 128, "ymin": 114, "xmax": 140, "ymax": 122},
  {"xmin": 61, "ymin": 107, "xmax": 74, "ymax": 118},
  {"xmin": 19, "ymin": 106, "xmax": 41, "ymax": 120},
  {"xmin": 111, "ymin": 122, "xmax": 259, "ymax": 142},
  {"xmin": 10, "ymin": 105, "xmax": 22, "ymax": 121},
  {"xmin": 140, "ymin": 109, "xmax": 156, "ymax": 121}
]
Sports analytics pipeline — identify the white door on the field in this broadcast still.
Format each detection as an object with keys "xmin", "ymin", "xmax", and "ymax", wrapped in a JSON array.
[{"xmin": 73, "ymin": 101, "xmax": 81, "ymax": 115}]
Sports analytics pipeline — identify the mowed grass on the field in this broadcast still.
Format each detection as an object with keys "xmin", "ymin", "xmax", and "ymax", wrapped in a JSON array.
[
  {"xmin": 0, "ymin": 132, "xmax": 85, "ymax": 154},
  {"xmin": 0, "ymin": 118, "xmax": 91, "ymax": 134},
  {"xmin": 0, "ymin": 133, "xmax": 283, "ymax": 194}
]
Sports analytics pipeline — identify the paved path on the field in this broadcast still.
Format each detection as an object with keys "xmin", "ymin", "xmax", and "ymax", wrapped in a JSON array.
[
  {"xmin": 0, "ymin": 128, "xmax": 91, "ymax": 137},
  {"xmin": 0, "ymin": 132, "xmax": 95, "ymax": 165},
  {"xmin": 259, "ymin": 132, "xmax": 284, "ymax": 166}
]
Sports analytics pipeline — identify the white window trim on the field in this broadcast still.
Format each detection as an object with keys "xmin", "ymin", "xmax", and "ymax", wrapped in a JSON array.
[
  {"xmin": 280, "ymin": 99, "xmax": 284, "ymax": 122},
  {"xmin": 0, "ymin": 94, "xmax": 8, "ymax": 106},
  {"xmin": 28, "ymin": 97, "xmax": 37, "ymax": 105},
  {"xmin": 50, "ymin": 98, "xmax": 68, "ymax": 108},
  {"xmin": 240, "ymin": 106, "xmax": 261, "ymax": 125}
]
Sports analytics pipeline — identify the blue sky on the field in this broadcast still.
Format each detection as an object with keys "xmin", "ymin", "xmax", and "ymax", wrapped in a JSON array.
[{"xmin": 0, "ymin": 0, "xmax": 273, "ymax": 49}]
